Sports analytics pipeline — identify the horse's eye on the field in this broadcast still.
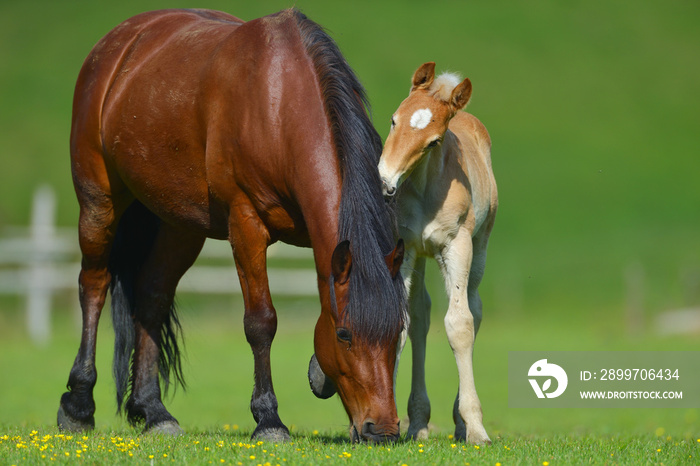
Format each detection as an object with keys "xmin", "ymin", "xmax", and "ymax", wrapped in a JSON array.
[
  {"xmin": 336, "ymin": 327, "xmax": 352, "ymax": 344},
  {"xmin": 427, "ymin": 139, "xmax": 440, "ymax": 149},
  {"xmin": 390, "ymin": 116, "xmax": 396, "ymax": 128}
]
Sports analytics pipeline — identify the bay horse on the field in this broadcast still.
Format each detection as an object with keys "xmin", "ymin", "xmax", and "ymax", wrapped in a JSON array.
[
  {"xmin": 378, "ymin": 63, "xmax": 497, "ymax": 444},
  {"xmin": 58, "ymin": 8, "xmax": 406, "ymax": 443}
]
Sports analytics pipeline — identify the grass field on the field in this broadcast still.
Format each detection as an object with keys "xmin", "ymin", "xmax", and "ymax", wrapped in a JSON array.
[{"xmin": 1, "ymin": 0, "xmax": 699, "ymax": 464}]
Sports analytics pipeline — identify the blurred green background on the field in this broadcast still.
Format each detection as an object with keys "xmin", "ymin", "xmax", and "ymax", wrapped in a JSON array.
[{"xmin": 0, "ymin": 0, "xmax": 698, "ymax": 439}]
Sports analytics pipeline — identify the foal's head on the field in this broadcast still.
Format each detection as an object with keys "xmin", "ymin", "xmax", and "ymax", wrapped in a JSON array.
[{"xmin": 378, "ymin": 62, "xmax": 472, "ymax": 197}]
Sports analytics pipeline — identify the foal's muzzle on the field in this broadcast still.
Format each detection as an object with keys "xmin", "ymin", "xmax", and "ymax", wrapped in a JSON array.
[{"xmin": 381, "ymin": 179, "xmax": 396, "ymax": 198}]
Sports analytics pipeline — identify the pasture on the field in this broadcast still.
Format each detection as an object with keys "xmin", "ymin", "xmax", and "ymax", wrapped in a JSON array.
[{"xmin": 1, "ymin": 0, "xmax": 699, "ymax": 464}]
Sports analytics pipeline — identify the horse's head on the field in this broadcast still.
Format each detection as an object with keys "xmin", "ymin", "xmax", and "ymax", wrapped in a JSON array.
[
  {"xmin": 378, "ymin": 62, "xmax": 472, "ymax": 198},
  {"xmin": 309, "ymin": 239, "xmax": 405, "ymax": 443}
]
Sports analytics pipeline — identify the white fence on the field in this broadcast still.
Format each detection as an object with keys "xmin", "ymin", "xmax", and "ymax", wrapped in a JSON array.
[{"xmin": 0, "ymin": 186, "xmax": 317, "ymax": 345}]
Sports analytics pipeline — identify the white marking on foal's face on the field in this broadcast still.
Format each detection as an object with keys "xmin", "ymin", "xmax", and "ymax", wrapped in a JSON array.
[{"xmin": 409, "ymin": 108, "xmax": 432, "ymax": 130}]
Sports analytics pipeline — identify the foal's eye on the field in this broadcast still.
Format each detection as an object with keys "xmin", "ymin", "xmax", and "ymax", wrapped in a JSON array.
[
  {"xmin": 336, "ymin": 327, "xmax": 352, "ymax": 344},
  {"xmin": 427, "ymin": 139, "xmax": 440, "ymax": 149},
  {"xmin": 390, "ymin": 117, "xmax": 396, "ymax": 128}
]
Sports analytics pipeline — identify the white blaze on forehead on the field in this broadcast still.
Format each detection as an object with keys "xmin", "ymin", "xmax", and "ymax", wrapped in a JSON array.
[{"xmin": 409, "ymin": 108, "xmax": 432, "ymax": 130}]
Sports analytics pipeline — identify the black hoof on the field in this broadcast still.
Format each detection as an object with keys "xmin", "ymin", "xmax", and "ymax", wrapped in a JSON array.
[
  {"xmin": 146, "ymin": 421, "xmax": 183, "ymax": 436},
  {"xmin": 57, "ymin": 404, "xmax": 95, "ymax": 432},
  {"xmin": 252, "ymin": 426, "xmax": 291, "ymax": 443},
  {"xmin": 308, "ymin": 354, "xmax": 336, "ymax": 399}
]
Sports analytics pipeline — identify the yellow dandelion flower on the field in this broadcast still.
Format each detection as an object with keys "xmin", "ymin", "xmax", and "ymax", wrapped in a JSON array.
[
  {"xmin": 419, "ymin": 449, "xmax": 424, "ymax": 453},
  {"xmin": 655, "ymin": 427, "xmax": 665, "ymax": 437},
  {"xmin": 149, "ymin": 455, "xmax": 154, "ymax": 459},
  {"xmin": 313, "ymin": 430, "xmax": 319, "ymax": 435},
  {"xmin": 448, "ymin": 434, "xmax": 454, "ymax": 439},
  {"xmin": 657, "ymin": 449, "xmax": 661, "ymax": 452},
  {"xmin": 451, "ymin": 444, "xmax": 457, "ymax": 448},
  {"xmin": 543, "ymin": 462, "xmax": 549, "ymax": 466},
  {"xmin": 250, "ymin": 455, "xmax": 256, "ymax": 460}
]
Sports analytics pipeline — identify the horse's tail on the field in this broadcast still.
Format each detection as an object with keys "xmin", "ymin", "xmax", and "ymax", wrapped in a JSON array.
[{"xmin": 109, "ymin": 201, "xmax": 185, "ymax": 413}]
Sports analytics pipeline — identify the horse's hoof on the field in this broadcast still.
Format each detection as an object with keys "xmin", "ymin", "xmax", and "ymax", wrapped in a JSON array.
[
  {"xmin": 466, "ymin": 430, "xmax": 492, "ymax": 445},
  {"xmin": 252, "ymin": 427, "xmax": 291, "ymax": 443},
  {"xmin": 147, "ymin": 421, "xmax": 183, "ymax": 436},
  {"xmin": 308, "ymin": 354, "xmax": 336, "ymax": 399},
  {"xmin": 406, "ymin": 425, "xmax": 430, "ymax": 441},
  {"xmin": 57, "ymin": 404, "xmax": 95, "ymax": 432}
]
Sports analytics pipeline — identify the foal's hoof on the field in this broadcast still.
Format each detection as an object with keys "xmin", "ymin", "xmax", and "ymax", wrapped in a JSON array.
[
  {"xmin": 147, "ymin": 421, "xmax": 184, "ymax": 436},
  {"xmin": 57, "ymin": 404, "xmax": 95, "ymax": 432},
  {"xmin": 252, "ymin": 426, "xmax": 291, "ymax": 443},
  {"xmin": 457, "ymin": 426, "xmax": 491, "ymax": 445}
]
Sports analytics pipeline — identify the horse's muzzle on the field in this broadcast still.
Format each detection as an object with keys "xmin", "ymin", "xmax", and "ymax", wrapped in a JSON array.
[{"xmin": 351, "ymin": 420, "xmax": 400, "ymax": 443}]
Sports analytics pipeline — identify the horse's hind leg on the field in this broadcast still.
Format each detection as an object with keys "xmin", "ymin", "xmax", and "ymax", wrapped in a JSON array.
[
  {"xmin": 441, "ymin": 226, "xmax": 491, "ymax": 445},
  {"xmin": 58, "ymin": 186, "xmax": 127, "ymax": 431},
  {"xmin": 125, "ymin": 223, "xmax": 205, "ymax": 433}
]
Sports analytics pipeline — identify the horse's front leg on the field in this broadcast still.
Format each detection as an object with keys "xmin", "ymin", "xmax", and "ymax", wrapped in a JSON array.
[
  {"xmin": 230, "ymin": 209, "xmax": 290, "ymax": 442},
  {"xmin": 402, "ymin": 256, "xmax": 434, "ymax": 440},
  {"xmin": 440, "ymin": 228, "xmax": 491, "ymax": 445}
]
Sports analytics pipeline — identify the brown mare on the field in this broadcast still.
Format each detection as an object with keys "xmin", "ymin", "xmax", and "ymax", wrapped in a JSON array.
[
  {"xmin": 58, "ymin": 9, "xmax": 406, "ymax": 443},
  {"xmin": 379, "ymin": 63, "xmax": 497, "ymax": 444}
]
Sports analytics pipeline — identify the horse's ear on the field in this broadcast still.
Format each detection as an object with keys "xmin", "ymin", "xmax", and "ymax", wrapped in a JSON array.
[
  {"xmin": 411, "ymin": 62, "xmax": 436, "ymax": 91},
  {"xmin": 450, "ymin": 77, "xmax": 472, "ymax": 112},
  {"xmin": 384, "ymin": 238, "xmax": 405, "ymax": 279},
  {"xmin": 331, "ymin": 240, "xmax": 352, "ymax": 285}
]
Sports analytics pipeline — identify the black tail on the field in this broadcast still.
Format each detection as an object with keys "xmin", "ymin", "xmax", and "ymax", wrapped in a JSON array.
[{"xmin": 109, "ymin": 201, "xmax": 185, "ymax": 413}]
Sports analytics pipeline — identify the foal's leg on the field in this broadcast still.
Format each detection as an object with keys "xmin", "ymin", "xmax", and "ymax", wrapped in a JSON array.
[
  {"xmin": 441, "ymin": 227, "xmax": 491, "ymax": 445},
  {"xmin": 229, "ymin": 207, "xmax": 289, "ymax": 442},
  {"xmin": 126, "ymin": 224, "xmax": 205, "ymax": 433},
  {"xmin": 404, "ymin": 256, "xmax": 433, "ymax": 440},
  {"xmin": 58, "ymin": 191, "xmax": 125, "ymax": 431}
]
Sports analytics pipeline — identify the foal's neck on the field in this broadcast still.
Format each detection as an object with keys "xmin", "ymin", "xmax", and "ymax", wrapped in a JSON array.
[{"xmin": 411, "ymin": 128, "xmax": 455, "ymax": 194}]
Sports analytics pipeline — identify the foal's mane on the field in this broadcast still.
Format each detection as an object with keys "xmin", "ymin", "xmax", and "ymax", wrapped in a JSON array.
[{"xmin": 293, "ymin": 10, "xmax": 406, "ymax": 343}]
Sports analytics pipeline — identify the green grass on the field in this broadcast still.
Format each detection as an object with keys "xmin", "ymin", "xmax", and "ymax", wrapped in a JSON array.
[
  {"xmin": 1, "ymin": 293, "xmax": 698, "ymax": 463},
  {"xmin": 1, "ymin": 0, "xmax": 700, "ymax": 463},
  {"xmin": 1, "ymin": 427, "xmax": 698, "ymax": 465}
]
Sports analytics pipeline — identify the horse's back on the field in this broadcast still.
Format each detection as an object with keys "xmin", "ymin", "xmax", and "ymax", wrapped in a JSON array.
[
  {"xmin": 71, "ymin": 9, "xmax": 336, "ymax": 242},
  {"xmin": 70, "ymin": 9, "xmax": 243, "ymax": 158}
]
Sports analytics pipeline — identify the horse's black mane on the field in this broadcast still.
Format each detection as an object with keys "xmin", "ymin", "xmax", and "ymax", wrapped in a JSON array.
[{"xmin": 293, "ymin": 10, "xmax": 406, "ymax": 344}]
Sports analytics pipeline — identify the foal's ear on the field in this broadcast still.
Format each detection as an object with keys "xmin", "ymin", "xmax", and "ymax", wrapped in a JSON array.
[
  {"xmin": 384, "ymin": 239, "xmax": 405, "ymax": 279},
  {"xmin": 411, "ymin": 62, "xmax": 436, "ymax": 91},
  {"xmin": 331, "ymin": 240, "xmax": 352, "ymax": 285},
  {"xmin": 450, "ymin": 77, "xmax": 472, "ymax": 112}
]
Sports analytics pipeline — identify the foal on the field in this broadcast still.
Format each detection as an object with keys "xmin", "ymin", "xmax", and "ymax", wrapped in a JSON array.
[{"xmin": 378, "ymin": 62, "xmax": 497, "ymax": 444}]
